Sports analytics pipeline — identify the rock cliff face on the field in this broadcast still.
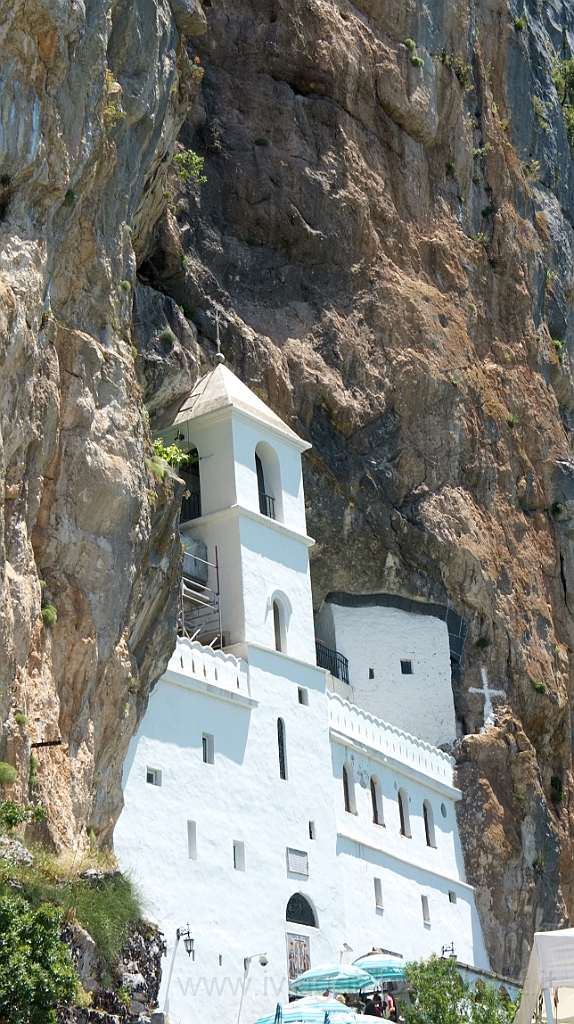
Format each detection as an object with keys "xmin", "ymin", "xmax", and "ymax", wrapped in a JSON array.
[
  {"xmin": 140, "ymin": 0, "xmax": 574, "ymax": 979},
  {"xmin": 4, "ymin": 0, "xmax": 574, "ymax": 984},
  {"xmin": 0, "ymin": 0, "xmax": 205, "ymax": 848}
]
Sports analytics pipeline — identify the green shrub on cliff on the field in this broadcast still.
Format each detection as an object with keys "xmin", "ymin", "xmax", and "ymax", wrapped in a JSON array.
[
  {"xmin": 0, "ymin": 763, "xmax": 17, "ymax": 786},
  {"xmin": 553, "ymin": 57, "xmax": 574, "ymax": 154},
  {"xmin": 173, "ymin": 148, "xmax": 207, "ymax": 184},
  {"xmin": 0, "ymin": 893, "xmax": 78, "ymax": 1023}
]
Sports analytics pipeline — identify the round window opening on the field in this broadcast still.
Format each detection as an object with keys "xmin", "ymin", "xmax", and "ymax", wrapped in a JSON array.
[{"xmin": 441, "ymin": 802, "xmax": 447, "ymax": 818}]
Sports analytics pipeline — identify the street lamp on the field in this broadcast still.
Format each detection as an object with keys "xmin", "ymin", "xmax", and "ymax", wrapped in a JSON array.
[
  {"xmin": 177, "ymin": 924, "xmax": 195, "ymax": 958},
  {"xmin": 237, "ymin": 953, "xmax": 268, "ymax": 1024},
  {"xmin": 243, "ymin": 952, "xmax": 268, "ymax": 971}
]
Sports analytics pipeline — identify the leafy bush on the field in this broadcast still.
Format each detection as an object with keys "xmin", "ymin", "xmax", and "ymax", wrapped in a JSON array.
[
  {"xmin": 119, "ymin": 280, "xmax": 131, "ymax": 293},
  {"xmin": 0, "ymin": 800, "xmax": 46, "ymax": 831},
  {"xmin": 475, "ymin": 637, "xmax": 491, "ymax": 649},
  {"xmin": 254, "ymin": 137, "xmax": 270, "ymax": 147},
  {"xmin": 507, "ymin": 413, "xmax": 519, "ymax": 427},
  {"xmin": 534, "ymin": 681, "xmax": 546, "ymax": 694},
  {"xmin": 152, "ymin": 439, "xmax": 191, "ymax": 468},
  {"xmin": 14, "ymin": 713, "xmax": 28, "ymax": 728},
  {"xmin": 0, "ymin": 764, "xmax": 17, "ymax": 786},
  {"xmin": 404, "ymin": 954, "xmax": 518, "ymax": 1024},
  {"xmin": 404, "ymin": 38, "xmax": 417, "ymax": 51},
  {"xmin": 41, "ymin": 604, "xmax": 57, "ymax": 627},
  {"xmin": 173, "ymin": 149, "xmax": 207, "ymax": 184},
  {"xmin": 514, "ymin": 15, "xmax": 526, "ymax": 30},
  {"xmin": 0, "ymin": 894, "xmax": 78, "ymax": 1023},
  {"xmin": 410, "ymin": 55, "xmax": 425, "ymax": 68}
]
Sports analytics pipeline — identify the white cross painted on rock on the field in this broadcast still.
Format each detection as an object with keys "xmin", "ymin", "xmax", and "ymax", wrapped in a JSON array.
[{"xmin": 469, "ymin": 668, "xmax": 505, "ymax": 730}]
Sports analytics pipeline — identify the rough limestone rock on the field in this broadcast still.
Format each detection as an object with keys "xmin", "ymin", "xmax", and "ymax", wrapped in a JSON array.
[
  {"xmin": 0, "ymin": 836, "xmax": 33, "ymax": 866},
  {"xmin": 62, "ymin": 922, "xmax": 103, "ymax": 994},
  {"xmin": 137, "ymin": 0, "xmax": 574, "ymax": 978},
  {"xmin": 0, "ymin": 0, "xmax": 204, "ymax": 849}
]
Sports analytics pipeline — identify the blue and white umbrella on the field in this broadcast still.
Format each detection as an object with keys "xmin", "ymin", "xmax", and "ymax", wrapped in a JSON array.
[
  {"xmin": 352, "ymin": 953, "xmax": 406, "ymax": 984},
  {"xmin": 253, "ymin": 997, "xmax": 358, "ymax": 1024},
  {"xmin": 289, "ymin": 963, "xmax": 373, "ymax": 995}
]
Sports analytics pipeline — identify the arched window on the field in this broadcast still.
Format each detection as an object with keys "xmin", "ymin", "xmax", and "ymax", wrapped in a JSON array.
[
  {"xmin": 423, "ymin": 800, "xmax": 436, "ymax": 847},
  {"xmin": 343, "ymin": 762, "xmax": 356, "ymax": 814},
  {"xmin": 370, "ymin": 775, "xmax": 384, "ymax": 826},
  {"xmin": 255, "ymin": 441, "xmax": 283, "ymax": 521},
  {"xmin": 277, "ymin": 718, "xmax": 287, "ymax": 780},
  {"xmin": 286, "ymin": 893, "xmax": 317, "ymax": 927},
  {"xmin": 180, "ymin": 446, "xmax": 201, "ymax": 522},
  {"xmin": 398, "ymin": 788, "xmax": 411, "ymax": 837},
  {"xmin": 273, "ymin": 599, "xmax": 286, "ymax": 652}
]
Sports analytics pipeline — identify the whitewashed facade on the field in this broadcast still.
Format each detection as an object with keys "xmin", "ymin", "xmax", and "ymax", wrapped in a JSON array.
[{"xmin": 115, "ymin": 365, "xmax": 489, "ymax": 1024}]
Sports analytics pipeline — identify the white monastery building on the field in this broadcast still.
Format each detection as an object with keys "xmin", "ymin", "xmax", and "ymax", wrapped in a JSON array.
[{"xmin": 115, "ymin": 363, "xmax": 491, "ymax": 1024}]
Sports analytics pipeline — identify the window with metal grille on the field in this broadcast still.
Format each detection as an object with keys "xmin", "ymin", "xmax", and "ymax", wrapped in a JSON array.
[{"xmin": 286, "ymin": 893, "xmax": 317, "ymax": 927}]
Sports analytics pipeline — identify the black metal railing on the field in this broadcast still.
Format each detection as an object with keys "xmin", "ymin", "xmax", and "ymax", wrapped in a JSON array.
[
  {"xmin": 259, "ymin": 492, "xmax": 276, "ymax": 519},
  {"xmin": 180, "ymin": 491, "xmax": 201, "ymax": 524},
  {"xmin": 315, "ymin": 641, "xmax": 349, "ymax": 685}
]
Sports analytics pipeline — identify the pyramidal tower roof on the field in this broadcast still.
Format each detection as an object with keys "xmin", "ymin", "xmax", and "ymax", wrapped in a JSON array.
[{"xmin": 173, "ymin": 364, "xmax": 308, "ymax": 446}]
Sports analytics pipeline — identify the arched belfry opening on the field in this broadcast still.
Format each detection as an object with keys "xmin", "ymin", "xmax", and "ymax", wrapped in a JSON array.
[
  {"xmin": 180, "ymin": 446, "xmax": 201, "ymax": 523},
  {"xmin": 255, "ymin": 441, "xmax": 283, "ymax": 521},
  {"xmin": 286, "ymin": 893, "xmax": 317, "ymax": 927}
]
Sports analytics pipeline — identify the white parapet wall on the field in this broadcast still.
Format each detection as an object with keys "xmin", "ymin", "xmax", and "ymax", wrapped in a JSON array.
[
  {"xmin": 165, "ymin": 637, "xmax": 251, "ymax": 700},
  {"xmin": 328, "ymin": 692, "xmax": 455, "ymax": 789}
]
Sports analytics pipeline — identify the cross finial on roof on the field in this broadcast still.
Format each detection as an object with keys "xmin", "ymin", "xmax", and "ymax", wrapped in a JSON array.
[{"xmin": 206, "ymin": 302, "xmax": 227, "ymax": 364}]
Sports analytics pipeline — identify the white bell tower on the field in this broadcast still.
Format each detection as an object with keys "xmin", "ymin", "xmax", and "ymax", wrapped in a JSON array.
[{"xmin": 157, "ymin": 363, "xmax": 317, "ymax": 664}]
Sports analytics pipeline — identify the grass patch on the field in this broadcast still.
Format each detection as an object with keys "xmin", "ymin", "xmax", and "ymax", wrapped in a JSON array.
[{"xmin": 0, "ymin": 846, "xmax": 143, "ymax": 972}]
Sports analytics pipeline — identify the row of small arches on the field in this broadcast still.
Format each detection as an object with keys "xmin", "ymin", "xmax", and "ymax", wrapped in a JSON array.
[{"xmin": 342, "ymin": 763, "xmax": 438, "ymax": 848}]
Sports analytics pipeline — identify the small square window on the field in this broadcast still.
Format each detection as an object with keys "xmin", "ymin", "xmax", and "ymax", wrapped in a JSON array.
[
  {"xmin": 233, "ymin": 841, "xmax": 245, "ymax": 871},
  {"xmin": 421, "ymin": 894, "xmax": 430, "ymax": 924},
  {"xmin": 309, "ymin": 821, "xmax": 316, "ymax": 840},
  {"xmin": 202, "ymin": 733, "xmax": 214, "ymax": 764},
  {"xmin": 374, "ymin": 877, "xmax": 383, "ymax": 909},
  {"xmin": 369, "ymin": 668, "xmax": 375, "ymax": 679},
  {"xmin": 298, "ymin": 688, "xmax": 309, "ymax": 705},
  {"xmin": 146, "ymin": 767, "xmax": 162, "ymax": 787},
  {"xmin": 401, "ymin": 660, "xmax": 413, "ymax": 675},
  {"xmin": 448, "ymin": 890, "xmax": 457, "ymax": 904},
  {"xmin": 187, "ymin": 821, "xmax": 197, "ymax": 860}
]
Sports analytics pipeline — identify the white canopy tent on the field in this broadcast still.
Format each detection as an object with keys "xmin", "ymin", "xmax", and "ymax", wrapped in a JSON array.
[{"xmin": 514, "ymin": 930, "xmax": 574, "ymax": 1024}]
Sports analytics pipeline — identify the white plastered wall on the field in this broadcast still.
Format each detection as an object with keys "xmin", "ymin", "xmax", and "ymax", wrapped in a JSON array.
[{"xmin": 318, "ymin": 603, "xmax": 456, "ymax": 747}]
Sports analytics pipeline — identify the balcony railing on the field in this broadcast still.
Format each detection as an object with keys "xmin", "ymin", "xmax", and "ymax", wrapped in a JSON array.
[
  {"xmin": 180, "ymin": 491, "xmax": 201, "ymax": 524},
  {"xmin": 259, "ymin": 492, "xmax": 276, "ymax": 519},
  {"xmin": 316, "ymin": 641, "xmax": 349, "ymax": 685}
]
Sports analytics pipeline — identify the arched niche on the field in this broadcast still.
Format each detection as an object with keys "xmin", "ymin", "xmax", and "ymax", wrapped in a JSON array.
[
  {"xmin": 255, "ymin": 440, "xmax": 283, "ymax": 522},
  {"xmin": 398, "ymin": 787, "xmax": 411, "ymax": 837}
]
